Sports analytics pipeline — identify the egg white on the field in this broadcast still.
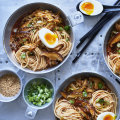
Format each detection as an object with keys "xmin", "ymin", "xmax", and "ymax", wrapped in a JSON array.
[
  {"xmin": 79, "ymin": 0, "xmax": 103, "ymax": 16},
  {"xmin": 39, "ymin": 28, "xmax": 58, "ymax": 48},
  {"xmin": 97, "ymin": 112, "xmax": 115, "ymax": 120}
]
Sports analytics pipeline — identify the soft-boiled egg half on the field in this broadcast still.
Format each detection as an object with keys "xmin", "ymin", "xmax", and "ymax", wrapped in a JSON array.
[
  {"xmin": 97, "ymin": 112, "xmax": 116, "ymax": 120},
  {"xmin": 79, "ymin": 0, "xmax": 103, "ymax": 16},
  {"xmin": 39, "ymin": 28, "xmax": 58, "ymax": 48}
]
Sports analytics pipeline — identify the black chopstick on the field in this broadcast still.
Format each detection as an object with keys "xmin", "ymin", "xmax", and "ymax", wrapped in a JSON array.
[
  {"xmin": 103, "ymin": 5, "xmax": 120, "ymax": 13},
  {"xmin": 73, "ymin": 23, "xmax": 105, "ymax": 63},
  {"xmin": 76, "ymin": 0, "xmax": 120, "ymax": 49},
  {"xmin": 73, "ymin": 0, "xmax": 120, "ymax": 63},
  {"xmin": 73, "ymin": 12, "xmax": 119, "ymax": 63},
  {"xmin": 73, "ymin": 34, "xmax": 97, "ymax": 63},
  {"xmin": 115, "ymin": 78, "xmax": 120, "ymax": 85},
  {"xmin": 76, "ymin": 12, "xmax": 117, "ymax": 48},
  {"xmin": 76, "ymin": 14, "xmax": 112, "ymax": 48}
]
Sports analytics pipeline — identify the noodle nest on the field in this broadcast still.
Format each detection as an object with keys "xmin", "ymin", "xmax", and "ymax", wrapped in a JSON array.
[
  {"xmin": 108, "ymin": 53, "xmax": 120, "ymax": 75},
  {"xmin": 54, "ymin": 99, "xmax": 82, "ymax": 120},
  {"xmin": 91, "ymin": 90, "xmax": 117, "ymax": 117}
]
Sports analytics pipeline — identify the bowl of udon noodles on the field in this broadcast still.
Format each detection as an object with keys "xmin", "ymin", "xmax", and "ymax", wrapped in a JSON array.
[
  {"xmin": 53, "ymin": 72, "xmax": 120, "ymax": 120},
  {"xmin": 103, "ymin": 18, "xmax": 120, "ymax": 79},
  {"xmin": 3, "ymin": 3, "xmax": 74, "ymax": 74}
]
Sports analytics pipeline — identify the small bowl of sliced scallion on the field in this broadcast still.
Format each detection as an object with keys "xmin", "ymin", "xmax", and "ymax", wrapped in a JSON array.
[{"xmin": 23, "ymin": 77, "xmax": 54, "ymax": 119}]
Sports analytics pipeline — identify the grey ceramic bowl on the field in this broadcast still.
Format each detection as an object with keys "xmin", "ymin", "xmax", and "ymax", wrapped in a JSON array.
[
  {"xmin": 23, "ymin": 77, "xmax": 55, "ymax": 119},
  {"xmin": 103, "ymin": 17, "xmax": 120, "ymax": 80},
  {"xmin": 53, "ymin": 72, "xmax": 120, "ymax": 120},
  {"xmin": 0, "ymin": 69, "xmax": 23, "ymax": 102},
  {"xmin": 3, "ymin": 2, "xmax": 83, "ymax": 74}
]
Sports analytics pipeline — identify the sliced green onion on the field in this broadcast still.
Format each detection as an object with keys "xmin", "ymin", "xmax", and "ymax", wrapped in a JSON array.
[
  {"xmin": 66, "ymin": 38, "xmax": 69, "ymax": 42},
  {"xmin": 96, "ymin": 98, "xmax": 109, "ymax": 105},
  {"xmin": 90, "ymin": 82, "xmax": 93, "ymax": 88},
  {"xmin": 28, "ymin": 97, "xmax": 34, "ymax": 102},
  {"xmin": 32, "ymin": 29, "xmax": 36, "ymax": 32},
  {"xmin": 105, "ymin": 100, "xmax": 110, "ymax": 105},
  {"xmin": 96, "ymin": 98, "xmax": 104, "ymax": 104},
  {"xmin": 44, "ymin": 88, "xmax": 49, "ymax": 93},
  {"xmin": 37, "ymin": 20, "xmax": 42, "ymax": 24},
  {"xmin": 69, "ymin": 87, "xmax": 74, "ymax": 90},
  {"xmin": 23, "ymin": 38, "xmax": 27, "ymax": 42},
  {"xmin": 37, "ymin": 102, "xmax": 42, "ymax": 106},
  {"xmin": 39, "ymin": 88, "xmax": 43, "ymax": 94},
  {"xmin": 98, "ymin": 82, "xmax": 103, "ymax": 89},
  {"xmin": 46, "ymin": 98, "xmax": 52, "ymax": 103},
  {"xmin": 114, "ymin": 115, "xmax": 117, "ymax": 119},
  {"xmin": 117, "ymin": 43, "xmax": 120, "ymax": 48},
  {"xmin": 82, "ymin": 91, "xmax": 87, "ymax": 97},
  {"xmin": 112, "ymin": 31, "xmax": 118, "ymax": 35},
  {"xmin": 69, "ymin": 100, "xmax": 74, "ymax": 104},
  {"xmin": 45, "ymin": 93, "xmax": 49, "ymax": 98},
  {"xmin": 53, "ymin": 28, "xmax": 56, "ymax": 31},
  {"xmin": 117, "ymin": 50, "xmax": 120, "ymax": 54},
  {"xmin": 64, "ymin": 25, "xmax": 70, "ymax": 31},
  {"xmin": 27, "ymin": 24, "xmax": 32, "ymax": 27},
  {"xmin": 61, "ymin": 33, "xmax": 64, "ymax": 36},
  {"xmin": 21, "ymin": 53, "xmax": 26, "ymax": 59},
  {"xmin": 27, "ymin": 82, "xmax": 53, "ymax": 106},
  {"xmin": 50, "ymin": 88, "xmax": 53, "ymax": 93},
  {"xmin": 96, "ymin": 99, "xmax": 100, "ymax": 103},
  {"xmin": 59, "ymin": 27, "xmax": 63, "ymax": 31}
]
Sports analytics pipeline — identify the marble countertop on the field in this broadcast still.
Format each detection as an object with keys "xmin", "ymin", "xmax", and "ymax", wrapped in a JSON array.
[{"xmin": 0, "ymin": 0, "xmax": 120, "ymax": 120}]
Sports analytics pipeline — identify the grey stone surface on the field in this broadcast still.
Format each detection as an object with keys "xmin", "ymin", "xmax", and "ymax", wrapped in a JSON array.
[{"xmin": 0, "ymin": 0, "xmax": 120, "ymax": 120}]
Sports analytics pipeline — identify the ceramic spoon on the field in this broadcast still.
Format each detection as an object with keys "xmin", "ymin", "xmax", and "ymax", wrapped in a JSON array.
[{"xmin": 76, "ymin": 0, "xmax": 120, "ymax": 16}]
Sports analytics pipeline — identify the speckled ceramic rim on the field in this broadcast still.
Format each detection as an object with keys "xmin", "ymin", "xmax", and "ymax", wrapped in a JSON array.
[
  {"xmin": 3, "ymin": 2, "xmax": 74, "ymax": 74},
  {"xmin": 0, "ymin": 69, "xmax": 23, "ymax": 102},
  {"xmin": 53, "ymin": 72, "xmax": 120, "ymax": 120},
  {"xmin": 103, "ymin": 17, "xmax": 120, "ymax": 80},
  {"xmin": 23, "ymin": 77, "xmax": 55, "ymax": 110}
]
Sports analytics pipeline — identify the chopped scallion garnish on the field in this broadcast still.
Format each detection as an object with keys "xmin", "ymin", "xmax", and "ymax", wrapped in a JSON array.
[
  {"xmin": 59, "ymin": 27, "xmax": 63, "ymax": 31},
  {"xmin": 117, "ymin": 43, "xmax": 120, "ymax": 48},
  {"xmin": 27, "ymin": 24, "xmax": 32, "ymax": 27},
  {"xmin": 98, "ymin": 82, "xmax": 103, "ymax": 89},
  {"xmin": 64, "ymin": 25, "xmax": 70, "ymax": 31},
  {"xmin": 66, "ymin": 38, "xmax": 69, "ymax": 42},
  {"xmin": 21, "ymin": 53, "xmax": 26, "ymax": 59},
  {"xmin": 23, "ymin": 38, "xmax": 27, "ymax": 42},
  {"xmin": 69, "ymin": 100, "xmax": 74, "ymax": 104},
  {"xmin": 82, "ymin": 91, "xmax": 87, "ymax": 97}
]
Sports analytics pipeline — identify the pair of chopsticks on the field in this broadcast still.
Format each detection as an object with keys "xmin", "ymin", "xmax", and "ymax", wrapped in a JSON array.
[{"xmin": 72, "ymin": 0, "xmax": 120, "ymax": 63}]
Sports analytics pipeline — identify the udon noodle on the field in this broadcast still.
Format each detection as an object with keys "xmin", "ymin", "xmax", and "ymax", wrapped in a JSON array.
[
  {"xmin": 54, "ymin": 76, "xmax": 117, "ymax": 120},
  {"xmin": 10, "ymin": 10, "xmax": 71, "ymax": 71}
]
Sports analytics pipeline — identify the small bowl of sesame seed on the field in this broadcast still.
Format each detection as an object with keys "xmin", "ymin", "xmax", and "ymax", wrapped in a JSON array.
[{"xmin": 0, "ymin": 69, "xmax": 22, "ymax": 102}]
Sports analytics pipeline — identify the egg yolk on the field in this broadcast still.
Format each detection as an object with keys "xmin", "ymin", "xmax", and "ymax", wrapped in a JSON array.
[
  {"xmin": 103, "ymin": 115, "xmax": 114, "ymax": 120},
  {"xmin": 81, "ymin": 2, "xmax": 94, "ymax": 15},
  {"xmin": 44, "ymin": 33, "xmax": 57, "ymax": 45}
]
